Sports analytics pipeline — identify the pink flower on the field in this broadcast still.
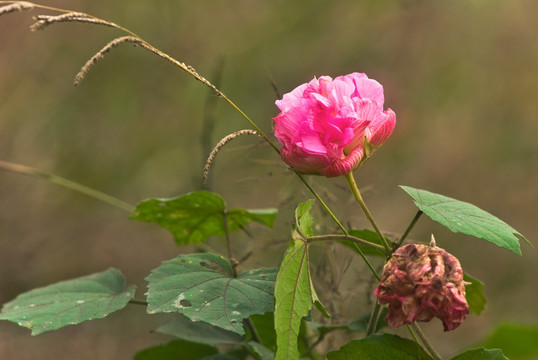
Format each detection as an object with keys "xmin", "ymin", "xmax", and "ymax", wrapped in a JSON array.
[
  {"xmin": 374, "ymin": 243, "xmax": 469, "ymax": 331},
  {"xmin": 272, "ymin": 73, "xmax": 396, "ymax": 177}
]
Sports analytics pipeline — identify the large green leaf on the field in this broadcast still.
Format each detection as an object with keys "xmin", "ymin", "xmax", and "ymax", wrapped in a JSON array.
[
  {"xmin": 0, "ymin": 268, "xmax": 135, "ymax": 335},
  {"xmin": 463, "ymin": 273, "xmax": 486, "ymax": 315},
  {"xmin": 274, "ymin": 234, "xmax": 310, "ymax": 360},
  {"xmin": 133, "ymin": 339, "xmax": 217, "ymax": 360},
  {"xmin": 155, "ymin": 315, "xmax": 244, "ymax": 345},
  {"xmin": 131, "ymin": 191, "xmax": 277, "ymax": 246},
  {"xmin": 450, "ymin": 348, "xmax": 509, "ymax": 360},
  {"xmin": 146, "ymin": 253, "xmax": 277, "ymax": 335},
  {"xmin": 327, "ymin": 334, "xmax": 433, "ymax": 360},
  {"xmin": 274, "ymin": 199, "xmax": 328, "ymax": 360},
  {"xmin": 481, "ymin": 323, "xmax": 538, "ymax": 359},
  {"xmin": 400, "ymin": 186, "xmax": 530, "ymax": 255}
]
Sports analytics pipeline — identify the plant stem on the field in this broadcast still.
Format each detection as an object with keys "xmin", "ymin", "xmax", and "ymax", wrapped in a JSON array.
[
  {"xmin": 396, "ymin": 210, "xmax": 422, "ymax": 248},
  {"xmin": 296, "ymin": 173, "xmax": 380, "ymax": 280},
  {"xmin": 221, "ymin": 210, "xmax": 262, "ymax": 342},
  {"xmin": 221, "ymin": 210, "xmax": 238, "ymax": 278},
  {"xmin": 365, "ymin": 301, "xmax": 383, "ymax": 335},
  {"xmin": 0, "ymin": 160, "xmax": 134, "ymax": 213},
  {"xmin": 308, "ymin": 234, "xmax": 385, "ymax": 253},
  {"xmin": 295, "ymin": 173, "xmax": 346, "ymax": 234},
  {"xmin": 411, "ymin": 322, "xmax": 443, "ymax": 360},
  {"xmin": 344, "ymin": 172, "xmax": 391, "ymax": 253},
  {"xmin": 129, "ymin": 299, "xmax": 149, "ymax": 306}
]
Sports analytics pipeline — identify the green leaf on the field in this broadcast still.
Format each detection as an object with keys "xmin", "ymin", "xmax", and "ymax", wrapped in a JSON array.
[
  {"xmin": 400, "ymin": 186, "xmax": 530, "ymax": 255},
  {"xmin": 131, "ymin": 191, "xmax": 277, "ymax": 246},
  {"xmin": 246, "ymin": 341, "xmax": 275, "ymax": 360},
  {"xmin": 463, "ymin": 273, "xmax": 487, "ymax": 315},
  {"xmin": 450, "ymin": 348, "xmax": 509, "ymax": 360},
  {"xmin": 343, "ymin": 229, "xmax": 389, "ymax": 257},
  {"xmin": 201, "ymin": 355, "xmax": 240, "ymax": 360},
  {"xmin": 294, "ymin": 199, "xmax": 315, "ymax": 236},
  {"xmin": 274, "ymin": 200, "xmax": 326, "ymax": 360},
  {"xmin": 273, "ymin": 235, "xmax": 309, "ymax": 360},
  {"xmin": 250, "ymin": 313, "xmax": 276, "ymax": 350},
  {"xmin": 146, "ymin": 253, "xmax": 277, "ymax": 335},
  {"xmin": 0, "ymin": 268, "xmax": 135, "ymax": 335},
  {"xmin": 327, "ymin": 334, "xmax": 434, "ymax": 360},
  {"xmin": 133, "ymin": 339, "xmax": 217, "ymax": 360},
  {"xmin": 481, "ymin": 323, "xmax": 538, "ymax": 359},
  {"xmin": 155, "ymin": 314, "xmax": 244, "ymax": 345}
]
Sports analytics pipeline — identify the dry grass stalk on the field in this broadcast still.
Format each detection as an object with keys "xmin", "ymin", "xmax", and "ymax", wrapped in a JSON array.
[
  {"xmin": 0, "ymin": 1, "xmax": 34, "ymax": 16},
  {"xmin": 74, "ymin": 36, "xmax": 144, "ymax": 86},
  {"xmin": 30, "ymin": 11, "xmax": 117, "ymax": 31},
  {"xmin": 203, "ymin": 130, "xmax": 261, "ymax": 183}
]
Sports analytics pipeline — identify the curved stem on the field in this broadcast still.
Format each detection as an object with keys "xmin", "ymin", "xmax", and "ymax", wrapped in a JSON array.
[
  {"xmin": 0, "ymin": 160, "xmax": 134, "ymax": 213},
  {"xmin": 308, "ymin": 234, "xmax": 385, "ymax": 253},
  {"xmin": 396, "ymin": 210, "xmax": 422, "ymax": 248},
  {"xmin": 344, "ymin": 172, "xmax": 391, "ymax": 253}
]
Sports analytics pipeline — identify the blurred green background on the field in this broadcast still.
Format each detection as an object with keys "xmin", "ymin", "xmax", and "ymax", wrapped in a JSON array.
[{"xmin": 0, "ymin": 0, "xmax": 536, "ymax": 359}]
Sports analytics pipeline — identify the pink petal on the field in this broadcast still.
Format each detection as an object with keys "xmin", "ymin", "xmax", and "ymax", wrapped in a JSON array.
[{"xmin": 368, "ymin": 109, "xmax": 396, "ymax": 146}]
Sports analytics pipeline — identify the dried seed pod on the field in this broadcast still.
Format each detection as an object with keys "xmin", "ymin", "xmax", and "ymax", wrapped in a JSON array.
[{"xmin": 374, "ymin": 242, "xmax": 469, "ymax": 331}]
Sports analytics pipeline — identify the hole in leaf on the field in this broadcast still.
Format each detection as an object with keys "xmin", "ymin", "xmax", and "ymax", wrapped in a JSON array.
[
  {"xmin": 261, "ymin": 276, "xmax": 268, "ymax": 280},
  {"xmin": 199, "ymin": 261, "xmax": 227, "ymax": 274},
  {"xmin": 180, "ymin": 300, "xmax": 192, "ymax": 307},
  {"xmin": 180, "ymin": 259, "xmax": 186, "ymax": 264}
]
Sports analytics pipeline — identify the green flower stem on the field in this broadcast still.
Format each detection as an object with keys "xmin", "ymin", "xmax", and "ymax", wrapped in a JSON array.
[
  {"xmin": 345, "ymin": 172, "xmax": 391, "ymax": 253},
  {"xmin": 365, "ymin": 301, "xmax": 383, "ymax": 335},
  {"xmin": 295, "ymin": 173, "xmax": 347, "ymax": 234},
  {"xmin": 0, "ymin": 160, "xmax": 134, "ymax": 213},
  {"xmin": 308, "ymin": 234, "xmax": 385, "ymax": 253},
  {"xmin": 411, "ymin": 322, "xmax": 443, "ymax": 360},
  {"xmin": 396, "ymin": 210, "xmax": 423, "ymax": 248},
  {"xmin": 296, "ymin": 173, "xmax": 380, "ymax": 280}
]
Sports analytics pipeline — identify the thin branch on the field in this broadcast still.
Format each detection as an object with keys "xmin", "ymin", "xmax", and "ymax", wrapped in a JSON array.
[
  {"xmin": 365, "ymin": 301, "xmax": 383, "ymax": 335},
  {"xmin": 411, "ymin": 322, "xmax": 443, "ymax": 360},
  {"xmin": 308, "ymin": 234, "xmax": 386, "ymax": 253},
  {"xmin": 0, "ymin": 160, "xmax": 134, "ymax": 213},
  {"xmin": 345, "ymin": 172, "xmax": 391, "ymax": 253},
  {"xmin": 222, "ymin": 211, "xmax": 238, "ymax": 278},
  {"xmin": 396, "ymin": 210, "xmax": 422, "ymax": 248},
  {"xmin": 203, "ymin": 129, "xmax": 261, "ymax": 184}
]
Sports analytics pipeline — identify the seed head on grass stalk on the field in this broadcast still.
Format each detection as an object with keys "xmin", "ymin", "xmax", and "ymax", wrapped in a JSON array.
[{"xmin": 0, "ymin": 1, "xmax": 34, "ymax": 16}]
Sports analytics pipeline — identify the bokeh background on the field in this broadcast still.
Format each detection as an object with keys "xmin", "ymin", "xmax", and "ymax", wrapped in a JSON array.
[{"xmin": 0, "ymin": 0, "xmax": 536, "ymax": 359}]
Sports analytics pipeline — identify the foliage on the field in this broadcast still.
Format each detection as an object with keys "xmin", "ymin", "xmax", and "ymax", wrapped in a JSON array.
[
  {"xmin": 0, "ymin": 268, "xmax": 135, "ymax": 335},
  {"xmin": 0, "ymin": 2, "xmax": 533, "ymax": 360}
]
